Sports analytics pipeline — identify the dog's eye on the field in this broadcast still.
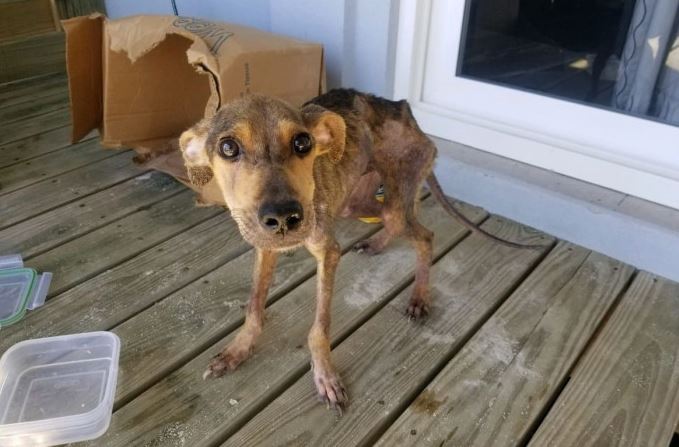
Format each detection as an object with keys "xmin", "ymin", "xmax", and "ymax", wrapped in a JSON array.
[
  {"xmin": 218, "ymin": 138, "xmax": 240, "ymax": 159},
  {"xmin": 292, "ymin": 133, "xmax": 312, "ymax": 155}
]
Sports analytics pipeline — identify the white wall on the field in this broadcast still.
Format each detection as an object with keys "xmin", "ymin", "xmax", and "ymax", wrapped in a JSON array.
[
  {"xmin": 342, "ymin": 0, "xmax": 400, "ymax": 98},
  {"xmin": 269, "ymin": 0, "xmax": 346, "ymax": 89},
  {"xmin": 104, "ymin": 0, "xmax": 172, "ymax": 17},
  {"xmin": 104, "ymin": 0, "xmax": 271, "ymax": 28},
  {"xmin": 104, "ymin": 0, "xmax": 398, "ymax": 96},
  {"xmin": 176, "ymin": 0, "xmax": 271, "ymax": 30}
]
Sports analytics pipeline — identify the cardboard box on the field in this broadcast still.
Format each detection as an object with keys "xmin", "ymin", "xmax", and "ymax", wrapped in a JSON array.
[{"xmin": 63, "ymin": 14, "xmax": 325, "ymax": 205}]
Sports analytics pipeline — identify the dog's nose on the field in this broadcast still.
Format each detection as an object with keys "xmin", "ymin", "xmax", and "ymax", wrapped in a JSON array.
[{"xmin": 258, "ymin": 200, "xmax": 304, "ymax": 233}]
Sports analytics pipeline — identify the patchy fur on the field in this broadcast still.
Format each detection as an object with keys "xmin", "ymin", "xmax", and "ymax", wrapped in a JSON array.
[{"xmin": 179, "ymin": 88, "xmax": 541, "ymax": 413}]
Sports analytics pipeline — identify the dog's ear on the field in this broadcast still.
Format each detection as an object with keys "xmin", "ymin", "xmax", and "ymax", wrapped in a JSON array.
[
  {"xmin": 179, "ymin": 119, "xmax": 213, "ymax": 187},
  {"xmin": 302, "ymin": 104, "xmax": 346, "ymax": 163}
]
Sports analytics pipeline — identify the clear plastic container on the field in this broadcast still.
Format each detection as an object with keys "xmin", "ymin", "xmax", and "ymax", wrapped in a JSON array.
[
  {"xmin": 0, "ymin": 269, "xmax": 35, "ymax": 326},
  {"xmin": 0, "ymin": 268, "xmax": 52, "ymax": 328},
  {"xmin": 0, "ymin": 332, "xmax": 120, "ymax": 446},
  {"xmin": 0, "ymin": 255, "xmax": 23, "ymax": 270}
]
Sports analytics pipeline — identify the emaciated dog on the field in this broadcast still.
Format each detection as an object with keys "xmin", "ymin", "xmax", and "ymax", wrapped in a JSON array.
[{"xmin": 179, "ymin": 89, "xmax": 540, "ymax": 412}]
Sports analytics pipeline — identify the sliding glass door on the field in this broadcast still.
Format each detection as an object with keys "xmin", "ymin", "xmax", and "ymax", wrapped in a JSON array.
[
  {"xmin": 395, "ymin": 0, "xmax": 679, "ymax": 209},
  {"xmin": 459, "ymin": 0, "xmax": 679, "ymax": 127}
]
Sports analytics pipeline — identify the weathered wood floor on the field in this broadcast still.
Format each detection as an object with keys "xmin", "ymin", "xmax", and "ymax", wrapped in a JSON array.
[{"xmin": 1, "ymin": 74, "xmax": 679, "ymax": 447}]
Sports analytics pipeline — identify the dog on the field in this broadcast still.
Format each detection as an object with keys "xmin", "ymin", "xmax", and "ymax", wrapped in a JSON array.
[{"xmin": 179, "ymin": 89, "xmax": 540, "ymax": 412}]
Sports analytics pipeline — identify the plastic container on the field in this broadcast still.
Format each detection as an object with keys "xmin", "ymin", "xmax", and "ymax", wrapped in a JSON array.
[
  {"xmin": 0, "ymin": 255, "xmax": 23, "ymax": 270},
  {"xmin": 0, "ymin": 268, "xmax": 52, "ymax": 328},
  {"xmin": 0, "ymin": 332, "xmax": 120, "ymax": 446}
]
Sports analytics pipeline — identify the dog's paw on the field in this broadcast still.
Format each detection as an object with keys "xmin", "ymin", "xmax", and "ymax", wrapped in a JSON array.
[
  {"xmin": 406, "ymin": 298, "xmax": 430, "ymax": 320},
  {"xmin": 352, "ymin": 239, "xmax": 383, "ymax": 256},
  {"xmin": 313, "ymin": 368, "xmax": 348, "ymax": 415},
  {"xmin": 202, "ymin": 346, "xmax": 252, "ymax": 379}
]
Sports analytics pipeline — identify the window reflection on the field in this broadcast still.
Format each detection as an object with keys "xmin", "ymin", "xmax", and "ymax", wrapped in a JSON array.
[{"xmin": 459, "ymin": 0, "xmax": 679, "ymax": 127}]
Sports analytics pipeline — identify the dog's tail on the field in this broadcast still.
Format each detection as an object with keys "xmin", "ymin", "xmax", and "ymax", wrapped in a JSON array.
[{"xmin": 426, "ymin": 173, "xmax": 545, "ymax": 250}]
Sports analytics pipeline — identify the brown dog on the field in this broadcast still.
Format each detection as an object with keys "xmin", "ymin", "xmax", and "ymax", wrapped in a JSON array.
[{"xmin": 179, "ymin": 89, "xmax": 538, "ymax": 412}]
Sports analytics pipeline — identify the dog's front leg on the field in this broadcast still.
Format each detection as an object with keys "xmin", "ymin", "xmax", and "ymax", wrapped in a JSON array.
[
  {"xmin": 307, "ymin": 237, "xmax": 348, "ymax": 412},
  {"xmin": 204, "ymin": 248, "xmax": 278, "ymax": 379}
]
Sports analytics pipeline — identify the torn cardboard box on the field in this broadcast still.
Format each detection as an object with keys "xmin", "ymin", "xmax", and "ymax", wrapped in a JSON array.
[{"xmin": 62, "ymin": 14, "xmax": 325, "ymax": 205}]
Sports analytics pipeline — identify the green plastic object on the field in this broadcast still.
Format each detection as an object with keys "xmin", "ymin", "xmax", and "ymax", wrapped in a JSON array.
[{"xmin": 0, "ymin": 268, "xmax": 37, "ymax": 328}]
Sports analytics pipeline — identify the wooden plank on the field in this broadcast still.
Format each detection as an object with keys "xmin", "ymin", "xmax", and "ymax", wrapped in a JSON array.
[
  {"xmin": 27, "ymin": 189, "xmax": 220, "ymax": 296},
  {"xmin": 224, "ymin": 218, "xmax": 550, "ymax": 447},
  {"xmin": 528, "ymin": 273, "xmax": 679, "ymax": 447},
  {"xmin": 48, "ymin": 0, "xmax": 61, "ymax": 31},
  {"xmin": 83, "ymin": 199, "xmax": 487, "ymax": 446},
  {"xmin": 0, "ymin": 72, "xmax": 65, "ymax": 96},
  {"xmin": 0, "ymin": 89, "xmax": 69, "ymax": 124},
  {"xmin": 0, "ymin": 107, "xmax": 70, "ymax": 145},
  {"xmin": 0, "ymin": 0, "xmax": 58, "ymax": 41},
  {"xmin": 377, "ymin": 245, "xmax": 634, "ymax": 447},
  {"xmin": 0, "ymin": 138, "xmax": 115, "ymax": 194},
  {"xmin": 0, "ymin": 125, "xmax": 84, "ymax": 167},
  {"xmin": 0, "ymin": 72, "xmax": 67, "ymax": 108},
  {"xmin": 0, "ymin": 151, "xmax": 144, "ymax": 229},
  {"xmin": 0, "ymin": 171, "xmax": 184, "ymax": 258},
  {"xmin": 53, "ymin": 0, "xmax": 105, "ymax": 18},
  {"xmin": 0, "ymin": 31, "xmax": 65, "ymax": 84},
  {"xmin": 0, "ymin": 125, "xmax": 73, "ymax": 164},
  {"xmin": 111, "ymin": 207, "xmax": 383, "ymax": 407},
  {"xmin": 0, "ymin": 214, "xmax": 248, "ymax": 355}
]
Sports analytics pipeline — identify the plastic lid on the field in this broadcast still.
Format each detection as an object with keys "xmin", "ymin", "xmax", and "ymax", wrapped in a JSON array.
[
  {"xmin": 0, "ymin": 268, "xmax": 51, "ymax": 328},
  {"xmin": 0, "ymin": 254, "xmax": 23, "ymax": 270},
  {"xmin": 0, "ymin": 269, "xmax": 37, "ymax": 327}
]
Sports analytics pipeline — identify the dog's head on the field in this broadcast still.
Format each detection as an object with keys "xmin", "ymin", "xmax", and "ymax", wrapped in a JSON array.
[{"xmin": 179, "ymin": 95, "xmax": 346, "ymax": 250}]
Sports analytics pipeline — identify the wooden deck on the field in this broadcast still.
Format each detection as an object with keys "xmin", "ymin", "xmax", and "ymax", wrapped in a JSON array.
[{"xmin": 1, "ymin": 74, "xmax": 679, "ymax": 447}]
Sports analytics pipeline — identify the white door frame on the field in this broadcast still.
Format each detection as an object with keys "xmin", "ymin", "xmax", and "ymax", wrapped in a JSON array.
[{"xmin": 394, "ymin": 0, "xmax": 679, "ymax": 210}]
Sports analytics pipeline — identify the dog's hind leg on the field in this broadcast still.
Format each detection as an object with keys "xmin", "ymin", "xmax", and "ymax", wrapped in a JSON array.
[
  {"xmin": 352, "ymin": 179, "xmax": 434, "ymax": 319},
  {"xmin": 402, "ymin": 147, "xmax": 436, "ymax": 319},
  {"xmin": 306, "ymin": 236, "xmax": 348, "ymax": 412},
  {"xmin": 204, "ymin": 249, "xmax": 278, "ymax": 378},
  {"xmin": 404, "ymin": 211, "xmax": 434, "ymax": 319},
  {"xmin": 383, "ymin": 168, "xmax": 434, "ymax": 318},
  {"xmin": 355, "ymin": 138, "xmax": 436, "ymax": 318},
  {"xmin": 362, "ymin": 173, "xmax": 433, "ymax": 318}
]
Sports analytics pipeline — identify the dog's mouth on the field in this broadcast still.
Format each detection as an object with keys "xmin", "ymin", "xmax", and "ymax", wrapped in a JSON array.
[{"xmin": 229, "ymin": 207, "xmax": 314, "ymax": 250}]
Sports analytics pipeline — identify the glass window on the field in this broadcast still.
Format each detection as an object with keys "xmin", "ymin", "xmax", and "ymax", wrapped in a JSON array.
[{"xmin": 459, "ymin": 0, "xmax": 679, "ymax": 127}]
